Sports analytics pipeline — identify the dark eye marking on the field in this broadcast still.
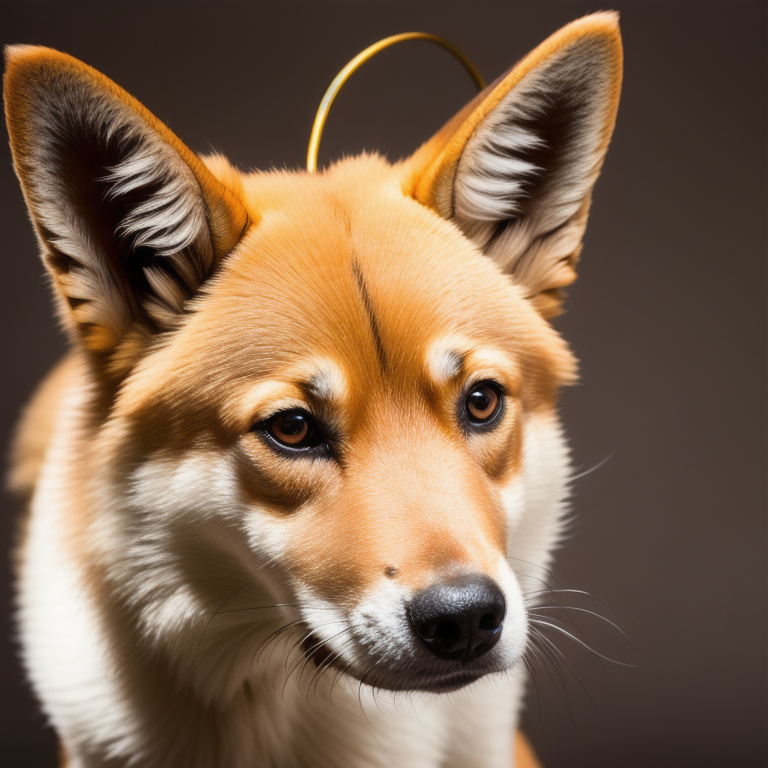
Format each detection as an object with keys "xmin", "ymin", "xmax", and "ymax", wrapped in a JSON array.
[
  {"xmin": 253, "ymin": 409, "xmax": 332, "ymax": 458},
  {"xmin": 461, "ymin": 381, "xmax": 505, "ymax": 432}
]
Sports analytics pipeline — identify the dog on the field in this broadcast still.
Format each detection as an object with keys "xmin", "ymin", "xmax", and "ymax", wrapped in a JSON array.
[{"xmin": 5, "ymin": 12, "xmax": 622, "ymax": 768}]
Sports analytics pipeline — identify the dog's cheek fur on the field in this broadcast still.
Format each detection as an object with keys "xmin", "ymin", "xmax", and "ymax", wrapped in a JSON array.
[
  {"xmin": 79, "ymin": 437, "xmax": 296, "ymax": 707},
  {"xmin": 507, "ymin": 412, "xmax": 572, "ymax": 587}
]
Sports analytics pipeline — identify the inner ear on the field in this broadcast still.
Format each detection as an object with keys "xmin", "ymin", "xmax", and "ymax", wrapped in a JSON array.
[
  {"xmin": 5, "ymin": 46, "xmax": 250, "ymax": 356},
  {"xmin": 454, "ymin": 38, "xmax": 617, "ymax": 247},
  {"xmin": 29, "ymin": 92, "xmax": 218, "ymax": 336},
  {"xmin": 63, "ymin": 127, "xmax": 214, "ymax": 328},
  {"xmin": 403, "ymin": 14, "xmax": 622, "ymax": 318}
]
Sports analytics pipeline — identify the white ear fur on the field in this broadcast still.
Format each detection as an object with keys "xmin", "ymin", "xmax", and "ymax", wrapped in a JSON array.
[{"xmin": 4, "ymin": 46, "xmax": 248, "ymax": 353}]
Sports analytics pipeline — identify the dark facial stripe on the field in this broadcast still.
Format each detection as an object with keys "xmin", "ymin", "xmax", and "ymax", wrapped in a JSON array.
[{"xmin": 352, "ymin": 259, "xmax": 387, "ymax": 373}]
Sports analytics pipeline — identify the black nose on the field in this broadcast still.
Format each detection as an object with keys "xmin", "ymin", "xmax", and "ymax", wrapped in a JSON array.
[{"xmin": 407, "ymin": 575, "xmax": 506, "ymax": 663}]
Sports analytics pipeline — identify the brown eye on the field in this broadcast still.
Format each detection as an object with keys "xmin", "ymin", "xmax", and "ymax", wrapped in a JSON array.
[
  {"xmin": 256, "ymin": 409, "xmax": 331, "ymax": 457},
  {"xmin": 464, "ymin": 382, "xmax": 504, "ymax": 427},
  {"xmin": 271, "ymin": 412, "xmax": 310, "ymax": 445}
]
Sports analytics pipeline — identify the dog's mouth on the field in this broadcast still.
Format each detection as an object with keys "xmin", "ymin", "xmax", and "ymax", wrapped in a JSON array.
[
  {"xmin": 300, "ymin": 629, "xmax": 490, "ymax": 693},
  {"xmin": 376, "ymin": 666, "xmax": 488, "ymax": 693}
]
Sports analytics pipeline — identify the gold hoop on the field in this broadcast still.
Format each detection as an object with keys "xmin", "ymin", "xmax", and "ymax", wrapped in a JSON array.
[{"xmin": 307, "ymin": 32, "xmax": 485, "ymax": 172}]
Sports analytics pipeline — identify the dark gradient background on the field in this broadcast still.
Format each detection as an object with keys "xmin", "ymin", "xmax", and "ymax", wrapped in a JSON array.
[{"xmin": 1, "ymin": 2, "xmax": 766, "ymax": 767}]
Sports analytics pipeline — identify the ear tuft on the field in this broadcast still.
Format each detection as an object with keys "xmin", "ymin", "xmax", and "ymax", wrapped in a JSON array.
[
  {"xmin": 106, "ymin": 146, "xmax": 211, "ymax": 261},
  {"xmin": 454, "ymin": 121, "xmax": 543, "ymax": 222}
]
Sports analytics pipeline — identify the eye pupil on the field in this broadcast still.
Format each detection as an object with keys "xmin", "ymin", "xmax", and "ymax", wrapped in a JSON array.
[
  {"xmin": 469, "ymin": 389, "xmax": 492, "ymax": 414},
  {"xmin": 465, "ymin": 383, "xmax": 502, "ymax": 424},
  {"xmin": 279, "ymin": 414, "xmax": 306, "ymax": 436}
]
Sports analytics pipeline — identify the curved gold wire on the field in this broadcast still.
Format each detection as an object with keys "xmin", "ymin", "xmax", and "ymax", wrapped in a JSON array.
[{"xmin": 307, "ymin": 32, "xmax": 485, "ymax": 172}]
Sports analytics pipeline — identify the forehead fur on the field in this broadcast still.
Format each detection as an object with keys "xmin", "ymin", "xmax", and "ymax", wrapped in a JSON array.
[{"xmin": 117, "ymin": 154, "xmax": 575, "ymax": 430}]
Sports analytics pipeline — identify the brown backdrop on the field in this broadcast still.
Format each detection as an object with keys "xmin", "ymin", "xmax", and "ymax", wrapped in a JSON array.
[{"xmin": 1, "ymin": 2, "xmax": 766, "ymax": 766}]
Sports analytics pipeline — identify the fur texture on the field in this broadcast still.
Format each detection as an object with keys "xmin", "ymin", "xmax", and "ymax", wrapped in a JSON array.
[{"xmin": 5, "ymin": 13, "xmax": 622, "ymax": 768}]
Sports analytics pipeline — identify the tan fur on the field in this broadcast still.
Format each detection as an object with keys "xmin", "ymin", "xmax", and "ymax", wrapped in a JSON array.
[{"xmin": 8, "ymin": 353, "xmax": 80, "ymax": 497}]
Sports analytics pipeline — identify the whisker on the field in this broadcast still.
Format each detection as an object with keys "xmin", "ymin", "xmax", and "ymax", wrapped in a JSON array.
[
  {"xmin": 308, "ymin": 634, "xmax": 356, "ymax": 703},
  {"xmin": 534, "ymin": 627, "xmax": 598, "ymax": 712},
  {"xmin": 283, "ymin": 621, "xmax": 348, "ymax": 693},
  {"xmin": 526, "ymin": 626, "xmax": 586, "ymax": 736},
  {"xmin": 570, "ymin": 451, "xmax": 616, "ymax": 481},
  {"xmin": 521, "ymin": 655, "xmax": 544, "ymax": 733},
  {"xmin": 524, "ymin": 587, "xmax": 623, "ymax": 617},
  {"xmin": 316, "ymin": 651, "xmax": 345, "ymax": 703},
  {"xmin": 215, "ymin": 603, "xmax": 331, "ymax": 615},
  {"xmin": 250, "ymin": 618, "xmax": 304, "ymax": 669},
  {"xmin": 197, "ymin": 575, "xmax": 264, "ymax": 650},
  {"xmin": 524, "ymin": 630, "xmax": 558, "ymax": 689},
  {"xmin": 302, "ymin": 628, "xmax": 352, "ymax": 693},
  {"xmin": 530, "ymin": 606, "xmax": 635, "ymax": 648},
  {"xmin": 357, "ymin": 660, "xmax": 382, "ymax": 720},
  {"xmin": 529, "ymin": 618, "xmax": 636, "ymax": 668}
]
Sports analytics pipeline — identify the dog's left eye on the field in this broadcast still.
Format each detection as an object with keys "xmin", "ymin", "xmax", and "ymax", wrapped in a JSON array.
[
  {"xmin": 256, "ymin": 409, "xmax": 331, "ymax": 457},
  {"xmin": 463, "ymin": 381, "xmax": 505, "ymax": 430}
]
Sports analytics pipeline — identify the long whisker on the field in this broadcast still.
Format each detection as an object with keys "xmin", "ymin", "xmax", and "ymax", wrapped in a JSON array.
[
  {"xmin": 529, "ymin": 618, "xmax": 636, "ymax": 668},
  {"xmin": 308, "ymin": 634, "xmax": 356, "ymax": 703},
  {"xmin": 250, "ymin": 618, "xmax": 304, "ymax": 669},
  {"xmin": 526, "ymin": 626, "xmax": 584, "ymax": 735},
  {"xmin": 357, "ymin": 660, "xmax": 383, "ymax": 719},
  {"xmin": 283, "ymin": 622, "xmax": 348, "ymax": 692},
  {"xmin": 531, "ymin": 626, "xmax": 598, "ymax": 710},
  {"xmin": 524, "ymin": 587, "xmax": 624, "ymax": 617},
  {"xmin": 530, "ymin": 605, "xmax": 635, "ymax": 647},
  {"xmin": 300, "ymin": 627, "xmax": 351, "ymax": 689},
  {"xmin": 521, "ymin": 655, "xmax": 544, "ymax": 732},
  {"xmin": 196, "ymin": 564, "xmax": 306, "ymax": 650},
  {"xmin": 197, "ymin": 574, "xmax": 264, "ymax": 650},
  {"xmin": 216, "ymin": 603, "xmax": 333, "ymax": 615}
]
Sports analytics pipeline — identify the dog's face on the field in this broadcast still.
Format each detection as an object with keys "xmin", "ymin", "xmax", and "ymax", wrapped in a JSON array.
[
  {"xmin": 109, "ymin": 164, "xmax": 576, "ymax": 693},
  {"xmin": 5, "ymin": 15, "xmax": 621, "ymax": 700}
]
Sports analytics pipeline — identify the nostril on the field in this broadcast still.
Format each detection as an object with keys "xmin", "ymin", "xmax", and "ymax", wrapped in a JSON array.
[
  {"xmin": 479, "ymin": 612, "xmax": 501, "ymax": 631},
  {"xmin": 433, "ymin": 619, "xmax": 461, "ymax": 648}
]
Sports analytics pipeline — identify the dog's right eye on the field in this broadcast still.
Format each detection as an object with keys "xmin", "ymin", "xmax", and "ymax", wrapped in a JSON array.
[{"xmin": 255, "ymin": 409, "xmax": 331, "ymax": 457}]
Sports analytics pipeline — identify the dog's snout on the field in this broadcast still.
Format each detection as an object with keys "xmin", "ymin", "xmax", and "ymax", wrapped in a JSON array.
[{"xmin": 408, "ymin": 575, "xmax": 506, "ymax": 663}]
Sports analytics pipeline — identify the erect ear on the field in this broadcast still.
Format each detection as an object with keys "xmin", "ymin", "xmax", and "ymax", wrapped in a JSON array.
[
  {"xmin": 4, "ymin": 45, "xmax": 250, "ymax": 360},
  {"xmin": 401, "ymin": 13, "xmax": 622, "ymax": 318}
]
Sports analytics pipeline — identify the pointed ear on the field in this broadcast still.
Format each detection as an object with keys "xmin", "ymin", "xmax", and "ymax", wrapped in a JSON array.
[
  {"xmin": 4, "ymin": 46, "xmax": 250, "ymax": 358},
  {"xmin": 402, "ymin": 13, "xmax": 622, "ymax": 318}
]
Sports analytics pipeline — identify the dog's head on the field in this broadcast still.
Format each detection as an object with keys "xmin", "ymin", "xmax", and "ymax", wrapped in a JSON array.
[{"xmin": 5, "ymin": 14, "xmax": 621, "ymax": 698}]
